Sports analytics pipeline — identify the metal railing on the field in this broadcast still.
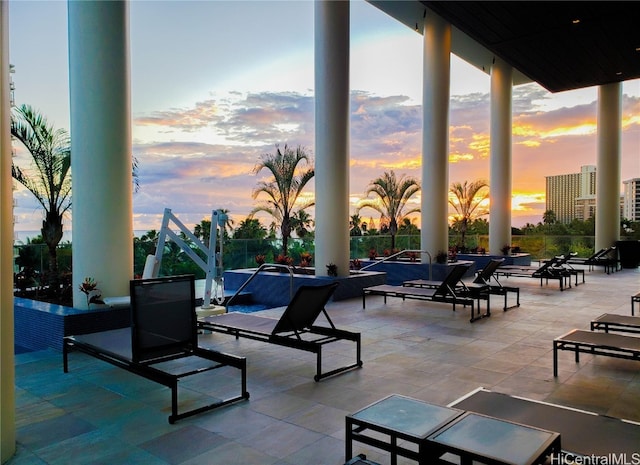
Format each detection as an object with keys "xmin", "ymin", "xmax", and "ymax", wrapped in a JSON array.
[
  {"xmin": 224, "ymin": 263, "xmax": 295, "ymax": 310},
  {"xmin": 360, "ymin": 249, "xmax": 433, "ymax": 280}
]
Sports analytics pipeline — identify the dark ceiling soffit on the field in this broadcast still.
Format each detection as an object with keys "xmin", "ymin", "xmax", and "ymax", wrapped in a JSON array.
[{"xmin": 368, "ymin": 1, "xmax": 640, "ymax": 93}]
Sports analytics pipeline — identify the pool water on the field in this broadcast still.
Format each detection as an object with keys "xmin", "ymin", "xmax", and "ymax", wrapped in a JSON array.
[{"xmin": 228, "ymin": 304, "xmax": 269, "ymax": 313}]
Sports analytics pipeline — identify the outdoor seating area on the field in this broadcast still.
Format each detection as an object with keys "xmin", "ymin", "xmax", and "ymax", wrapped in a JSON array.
[
  {"xmin": 197, "ymin": 282, "xmax": 363, "ymax": 381},
  {"xmin": 11, "ymin": 265, "xmax": 640, "ymax": 464},
  {"xmin": 492, "ymin": 256, "xmax": 574, "ymax": 291},
  {"xmin": 362, "ymin": 264, "xmax": 492, "ymax": 322},
  {"xmin": 63, "ymin": 275, "xmax": 249, "ymax": 424}
]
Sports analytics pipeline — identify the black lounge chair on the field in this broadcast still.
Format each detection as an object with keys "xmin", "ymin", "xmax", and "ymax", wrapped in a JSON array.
[
  {"xmin": 494, "ymin": 256, "xmax": 572, "ymax": 290},
  {"xmin": 590, "ymin": 313, "xmax": 640, "ymax": 335},
  {"xmin": 363, "ymin": 264, "xmax": 491, "ymax": 322},
  {"xmin": 471, "ymin": 258, "xmax": 520, "ymax": 310},
  {"xmin": 63, "ymin": 274, "xmax": 249, "ymax": 424},
  {"xmin": 553, "ymin": 329, "xmax": 640, "ymax": 377},
  {"xmin": 632, "ymin": 292, "xmax": 640, "ymax": 316},
  {"xmin": 450, "ymin": 388, "xmax": 640, "ymax": 457},
  {"xmin": 198, "ymin": 282, "xmax": 362, "ymax": 381},
  {"xmin": 568, "ymin": 246, "xmax": 619, "ymax": 274},
  {"xmin": 551, "ymin": 253, "xmax": 585, "ymax": 286}
]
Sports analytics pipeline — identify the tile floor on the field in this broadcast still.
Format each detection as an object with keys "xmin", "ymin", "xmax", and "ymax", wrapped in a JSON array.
[{"xmin": 7, "ymin": 265, "xmax": 640, "ymax": 465}]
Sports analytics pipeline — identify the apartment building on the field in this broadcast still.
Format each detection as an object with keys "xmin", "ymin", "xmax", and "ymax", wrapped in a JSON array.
[
  {"xmin": 546, "ymin": 165, "xmax": 596, "ymax": 223},
  {"xmin": 623, "ymin": 178, "xmax": 640, "ymax": 221}
]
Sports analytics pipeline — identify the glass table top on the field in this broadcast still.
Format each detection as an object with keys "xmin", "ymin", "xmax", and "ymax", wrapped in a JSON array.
[
  {"xmin": 428, "ymin": 412, "xmax": 559, "ymax": 464},
  {"xmin": 350, "ymin": 394, "xmax": 463, "ymax": 438}
]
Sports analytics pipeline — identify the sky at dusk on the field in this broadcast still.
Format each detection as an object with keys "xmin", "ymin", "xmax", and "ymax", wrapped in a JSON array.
[{"xmin": 8, "ymin": 0, "xmax": 640, "ymax": 240}]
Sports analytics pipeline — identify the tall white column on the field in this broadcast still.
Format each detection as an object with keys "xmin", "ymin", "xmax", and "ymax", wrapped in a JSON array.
[
  {"xmin": 488, "ymin": 59, "xmax": 513, "ymax": 254},
  {"xmin": 314, "ymin": 0, "xmax": 350, "ymax": 277},
  {"xmin": 69, "ymin": 1, "xmax": 133, "ymax": 307},
  {"xmin": 595, "ymin": 82, "xmax": 622, "ymax": 250},
  {"xmin": 421, "ymin": 13, "xmax": 451, "ymax": 259},
  {"xmin": 0, "ymin": 1, "xmax": 17, "ymax": 461}
]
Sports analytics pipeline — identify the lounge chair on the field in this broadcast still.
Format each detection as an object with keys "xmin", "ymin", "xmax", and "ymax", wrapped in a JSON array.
[
  {"xmin": 632, "ymin": 292, "xmax": 640, "ymax": 316},
  {"xmin": 63, "ymin": 274, "xmax": 249, "ymax": 423},
  {"xmin": 590, "ymin": 313, "xmax": 640, "ymax": 335},
  {"xmin": 363, "ymin": 264, "xmax": 491, "ymax": 322},
  {"xmin": 471, "ymin": 258, "xmax": 520, "ymax": 310},
  {"xmin": 550, "ymin": 253, "xmax": 585, "ymax": 286},
  {"xmin": 568, "ymin": 246, "xmax": 619, "ymax": 274},
  {"xmin": 450, "ymin": 388, "xmax": 640, "ymax": 457},
  {"xmin": 198, "ymin": 282, "xmax": 362, "ymax": 381},
  {"xmin": 553, "ymin": 329, "xmax": 640, "ymax": 377},
  {"xmin": 494, "ymin": 257, "xmax": 572, "ymax": 290}
]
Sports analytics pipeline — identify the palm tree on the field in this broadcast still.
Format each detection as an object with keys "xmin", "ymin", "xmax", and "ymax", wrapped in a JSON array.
[
  {"xmin": 357, "ymin": 171, "xmax": 421, "ymax": 250},
  {"xmin": 448, "ymin": 180, "xmax": 489, "ymax": 249},
  {"xmin": 233, "ymin": 217, "xmax": 267, "ymax": 240},
  {"xmin": 251, "ymin": 144, "xmax": 314, "ymax": 256},
  {"xmin": 350, "ymin": 213, "xmax": 363, "ymax": 236},
  {"xmin": 291, "ymin": 209, "xmax": 314, "ymax": 238},
  {"xmin": 11, "ymin": 104, "xmax": 71, "ymax": 294}
]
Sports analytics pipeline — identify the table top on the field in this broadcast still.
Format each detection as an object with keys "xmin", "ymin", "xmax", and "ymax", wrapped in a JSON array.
[
  {"xmin": 349, "ymin": 394, "xmax": 463, "ymax": 439},
  {"xmin": 428, "ymin": 412, "xmax": 560, "ymax": 465}
]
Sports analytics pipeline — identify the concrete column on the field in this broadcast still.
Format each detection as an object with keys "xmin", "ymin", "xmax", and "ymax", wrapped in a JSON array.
[
  {"xmin": 1, "ymin": 2, "xmax": 17, "ymax": 461},
  {"xmin": 421, "ymin": 13, "xmax": 451, "ymax": 259},
  {"xmin": 314, "ymin": 0, "xmax": 350, "ymax": 277},
  {"xmin": 69, "ymin": 0, "xmax": 133, "ymax": 307},
  {"xmin": 488, "ymin": 59, "xmax": 513, "ymax": 254},
  {"xmin": 595, "ymin": 82, "xmax": 622, "ymax": 250}
]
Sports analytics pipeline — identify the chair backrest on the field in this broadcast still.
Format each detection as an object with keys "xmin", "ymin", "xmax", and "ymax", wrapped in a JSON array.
[
  {"xmin": 473, "ymin": 259, "xmax": 505, "ymax": 284},
  {"xmin": 130, "ymin": 274, "xmax": 197, "ymax": 363},
  {"xmin": 435, "ymin": 264, "xmax": 470, "ymax": 296},
  {"xmin": 271, "ymin": 282, "xmax": 339, "ymax": 335}
]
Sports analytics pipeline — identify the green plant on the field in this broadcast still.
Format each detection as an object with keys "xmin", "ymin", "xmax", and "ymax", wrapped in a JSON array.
[
  {"xmin": 275, "ymin": 254, "xmax": 293, "ymax": 266},
  {"xmin": 435, "ymin": 251, "xmax": 448, "ymax": 264},
  {"xmin": 78, "ymin": 277, "xmax": 102, "ymax": 308},
  {"xmin": 326, "ymin": 263, "xmax": 338, "ymax": 277}
]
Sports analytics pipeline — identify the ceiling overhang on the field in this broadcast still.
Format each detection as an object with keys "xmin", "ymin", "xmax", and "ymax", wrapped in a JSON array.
[{"xmin": 367, "ymin": 1, "xmax": 640, "ymax": 93}]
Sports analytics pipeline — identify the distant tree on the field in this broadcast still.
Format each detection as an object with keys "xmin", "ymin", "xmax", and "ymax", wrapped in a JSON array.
[
  {"xmin": 448, "ymin": 180, "xmax": 489, "ymax": 249},
  {"xmin": 251, "ymin": 144, "xmax": 314, "ymax": 256},
  {"xmin": 233, "ymin": 217, "xmax": 268, "ymax": 240},
  {"xmin": 398, "ymin": 217, "xmax": 419, "ymax": 235},
  {"xmin": 11, "ymin": 104, "xmax": 71, "ymax": 295},
  {"xmin": 350, "ymin": 213, "xmax": 363, "ymax": 236},
  {"xmin": 357, "ymin": 171, "xmax": 421, "ymax": 250},
  {"xmin": 542, "ymin": 210, "xmax": 557, "ymax": 226},
  {"xmin": 291, "ymin": 209, "xmax": 314, "ymax": 238}
]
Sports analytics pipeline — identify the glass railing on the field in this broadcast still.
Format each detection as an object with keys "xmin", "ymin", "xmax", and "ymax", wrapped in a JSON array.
[{"xmin": 12, "ymin": 234, "xmax": 634, "ymax": 284}]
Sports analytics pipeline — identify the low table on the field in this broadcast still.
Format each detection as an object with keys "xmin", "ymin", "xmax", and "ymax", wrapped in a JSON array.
[
  {"xmin": 346, "ymin": 394, "xmax": 463, "ymax": 465},
  {"xmin": 426, "ymin": 411, "xmax": 561, "ymax": 464}
]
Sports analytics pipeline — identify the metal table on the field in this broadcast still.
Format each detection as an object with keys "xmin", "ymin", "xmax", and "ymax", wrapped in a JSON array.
[
  {"xmin": 426, "ymin": 411, "xmax": 561, "ymax": 464},
  {"xmin": 346, "ymin": 394, "xmax": 463, "ymax": 465}
]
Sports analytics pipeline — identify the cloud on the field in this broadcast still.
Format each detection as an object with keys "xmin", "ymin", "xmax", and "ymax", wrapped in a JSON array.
[{"xmin": 120, "ymin": 87, "xmax": 640, "ymax": 231}]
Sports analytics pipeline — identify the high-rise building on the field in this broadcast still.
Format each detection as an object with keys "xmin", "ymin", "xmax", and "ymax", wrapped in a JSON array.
[
  {"xmin": 545, "ymin": 165, "xmax": 596, "ymax": 224},
  {"xmin": 623, "ymin": 178, "xmax": 640, "ymax": 221}
]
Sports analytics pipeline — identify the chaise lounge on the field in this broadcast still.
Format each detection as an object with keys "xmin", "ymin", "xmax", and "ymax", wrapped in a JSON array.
[
  {"xmin": 493, "ymin": 257, "xmax": 572, "ymax": 290},
  {"xmin": 63, "ymin": 274, "xmax": 249, "ymax": 424},
  {"xmin": 553, "ymin": 328, "xmax": 640, "ymax": 377},
  {"xmin": 471, "ymin": 258, "xmax": 520, "ymax": 310},
  {"xmin": 450, "ymin": 387, "xmax": 640, "ymax": 457},
  {"xmin": 590, "ymin": 313, "xmax": 640, "ymax": 335},
  {"xmin": 363, "ymin": 264, "xmax": 491, "ymax": 322},
  {"xmin": 198, "ymin": 282, "xmax": 362, "ymax": 381}
]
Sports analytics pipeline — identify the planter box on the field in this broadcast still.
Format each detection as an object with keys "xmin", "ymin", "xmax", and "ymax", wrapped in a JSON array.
[
  {"xmin": 359, "ymin": 260, "xmax": 476, "ymax": 286},
  {"xmin": 224, "ymin": 269, "xmax": 386, "ymax": 307},
  {"xmin": 456, "ymin": 253, "xmax": 532, "ymax": 269},
  {"xmin": 14, "ymin": 298, "xmax": 130, "ymax": 352}
]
